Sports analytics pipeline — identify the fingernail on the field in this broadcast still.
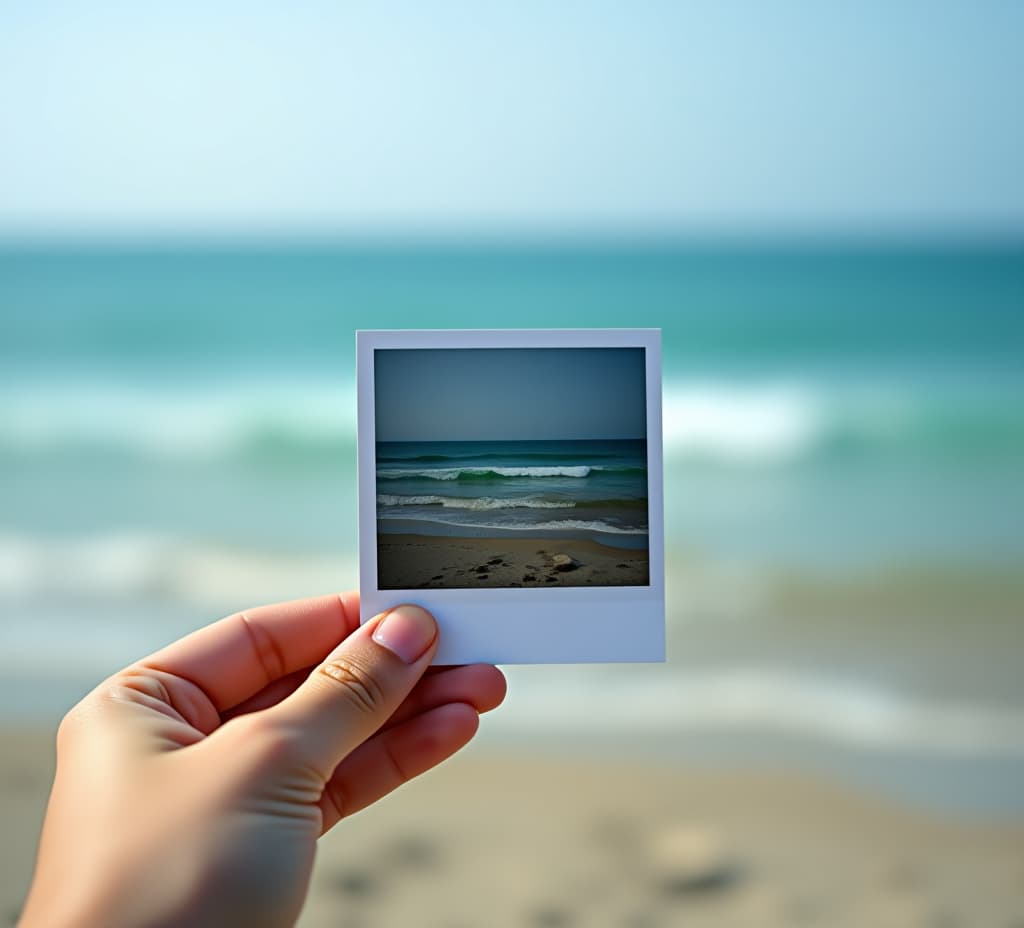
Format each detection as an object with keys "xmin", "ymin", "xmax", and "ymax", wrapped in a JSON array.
[{"xmin": 372, "ymin": 604, "xmax": 437, "ymax": 664}]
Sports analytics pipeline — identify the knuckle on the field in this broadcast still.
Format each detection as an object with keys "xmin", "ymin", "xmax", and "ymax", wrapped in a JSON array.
[
  {"xmin": 316, "ymin": 654, "xmax": 386, "ymax": 716},
  {"xmin": 107, "ymin": 669, "xmax": 171, "ymax": 704}
]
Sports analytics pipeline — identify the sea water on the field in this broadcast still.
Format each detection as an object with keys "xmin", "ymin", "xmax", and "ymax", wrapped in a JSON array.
[
  {"xmin": 376, "ymin": 439, "xmax": 648, "ymax": 548},
  {"xmin": 1, "ymin": 244, "xmax": 1022, "ymax": 813}
]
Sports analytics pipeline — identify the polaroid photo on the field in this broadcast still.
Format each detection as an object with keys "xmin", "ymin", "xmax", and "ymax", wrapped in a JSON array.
[{"xmin": 357, "ymin": 329, "xmax": 664, "ymax": 664}]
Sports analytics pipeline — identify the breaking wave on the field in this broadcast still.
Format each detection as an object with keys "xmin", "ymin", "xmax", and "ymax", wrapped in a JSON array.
[
  {"xmin": 377, "ymin": 465, "xmax": 600, "ymax": 480},
  {"xmin": 2, "ymin": 377, "xmax": 1021, "ymax": 468},
  {"xmin": 377, "ymin": 494, "xmax": 648, "ymax": 510},
  {"xmin": 376, "ymin": 450, "xmax": 623, "ymax": 463},
  {"xmin": 377, "ymin": 494, "xmax": 575, "ymax": 510},
  {"xmin": 0, "ymin": 531, "xmax": 355, "ymax": 608}
]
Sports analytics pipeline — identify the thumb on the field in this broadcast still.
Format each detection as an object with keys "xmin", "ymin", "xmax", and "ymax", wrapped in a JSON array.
[{"xmin": 261, "ymin": 604, "xmax": 438, "ymax": 778}]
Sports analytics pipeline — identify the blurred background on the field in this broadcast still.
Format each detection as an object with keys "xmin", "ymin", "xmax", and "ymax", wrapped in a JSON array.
[{"xmin": 2, "ymin": 2, "xmax": 1023, "ymax": 926}]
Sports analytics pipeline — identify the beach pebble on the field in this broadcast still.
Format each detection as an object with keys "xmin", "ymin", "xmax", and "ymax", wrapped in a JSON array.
[
  {"xmin": 551, "ymin": 553, "xmax": 579, "ymax": 572},
  {"xmin": 648, "ymin": 825, "xmax": 739, "ymax": 895}
]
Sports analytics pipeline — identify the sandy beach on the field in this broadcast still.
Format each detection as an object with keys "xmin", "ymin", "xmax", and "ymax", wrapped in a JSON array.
[
  {"xmin": 2, "ymin": 729, "xmax": 1022, "ymax": 928},
  {"xmin": 377, "ymin": 533, "xmax": 650, "ymax": 590}
]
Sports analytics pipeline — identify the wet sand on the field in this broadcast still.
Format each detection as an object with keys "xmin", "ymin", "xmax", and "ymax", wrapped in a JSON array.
[
  {"xmin": 377, "ymin": 533, "xmax": 649, "ymax": 589},
  {"xmin": 3, "ymin": 730, "xmax": 1022, "ymax": 928}
]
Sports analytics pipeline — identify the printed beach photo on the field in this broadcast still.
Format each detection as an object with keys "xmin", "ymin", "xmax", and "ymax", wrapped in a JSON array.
[{"xmin": 373, "ymin": 346, "xmax": 650, "ymax": 590}]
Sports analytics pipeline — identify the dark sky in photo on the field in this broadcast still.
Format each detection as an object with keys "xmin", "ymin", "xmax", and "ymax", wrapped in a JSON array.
[{"xmin": 375, "ymin": 347, "xmax": 647, "ymax": 441}]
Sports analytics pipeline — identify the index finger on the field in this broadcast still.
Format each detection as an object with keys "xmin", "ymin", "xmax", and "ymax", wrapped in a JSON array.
[{"xmin": 137, "ymin": 592, "xmax": 361, "ymax": 712}]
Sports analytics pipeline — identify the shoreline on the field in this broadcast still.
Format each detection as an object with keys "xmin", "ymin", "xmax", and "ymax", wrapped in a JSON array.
[{"xmin": 376, "ymin": 532, "xmax": 650, "ymax": 590}]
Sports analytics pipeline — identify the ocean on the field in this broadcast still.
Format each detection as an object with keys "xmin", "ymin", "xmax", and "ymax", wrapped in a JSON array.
[
  {"xmin": 376, "ymin": 439, "xmax": 649, "ymax": 548},
  {"xmin": 1, "ymin": 243, "xmax": 1022, "ymax": 814}
]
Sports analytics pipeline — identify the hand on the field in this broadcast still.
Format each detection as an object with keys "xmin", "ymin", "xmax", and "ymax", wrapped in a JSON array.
[{"xmin": 18, "ymin": 593, "xmax": 506, "ymax": 928}]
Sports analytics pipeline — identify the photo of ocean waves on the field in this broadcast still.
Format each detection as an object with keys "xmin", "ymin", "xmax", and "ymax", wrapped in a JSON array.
[{"xmin": 376, "ymin": 439, "xmax": 648, "ymax": 547}]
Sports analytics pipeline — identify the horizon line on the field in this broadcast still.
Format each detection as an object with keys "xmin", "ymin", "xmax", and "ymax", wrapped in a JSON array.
[{"xmin": 1, "ymin": 231, "xmax": 1023, "ymax": 254}]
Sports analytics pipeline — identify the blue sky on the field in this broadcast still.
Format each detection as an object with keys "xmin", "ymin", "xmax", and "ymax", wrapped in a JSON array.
[
  {"xmin": 375, "ymin": 348, "xmax": 647, "ymax": 441},
  {"xmin": 1, "ymin": 1, "xmax": 1022, "ymax": 239}
]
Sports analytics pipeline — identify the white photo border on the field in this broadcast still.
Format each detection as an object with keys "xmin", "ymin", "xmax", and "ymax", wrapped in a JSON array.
[{"xmin": 357, "ymin": 329, "xmax": 665, "ymax": 664}]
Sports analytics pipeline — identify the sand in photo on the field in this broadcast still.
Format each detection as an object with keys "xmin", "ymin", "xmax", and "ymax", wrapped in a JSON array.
[{"xmin": 377, "ymin": 533, "xmax": 649, "ymax": 589}]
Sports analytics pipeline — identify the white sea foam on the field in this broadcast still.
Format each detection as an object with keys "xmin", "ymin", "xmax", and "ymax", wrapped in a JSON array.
[
  {"xmin": 377, "ymin": 494, "xmax": 574, "ymax": 510},
  {"xmin": 377, "ymin": 465, "xmax": 594, "ymax": 480},
  {"xmin": 376, "ymin": 512, "xmax": 647, "ymax": 534},
  {"xmin": 0, "ymin": 532, "xmax": 355, "ymax": 608},
  {"xmin": 0, "ymin": 376, "xmax": 958, "ymax": 466},
  {"xmin": 521, "ymin": 519, "xmax": 647, "ymax": 535},
  {"xmin": 662, "ymin": 380, "xmax": 823, "ymax": 461},
  {"xmin": 0, "ymin": 378, "xmax": 357, "ymax": 458}
]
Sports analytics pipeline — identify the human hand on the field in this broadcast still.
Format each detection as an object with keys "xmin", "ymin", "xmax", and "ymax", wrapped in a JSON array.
[{"xmin": 18, "ymin": 593, "xmax": 506, "ymax": 928}]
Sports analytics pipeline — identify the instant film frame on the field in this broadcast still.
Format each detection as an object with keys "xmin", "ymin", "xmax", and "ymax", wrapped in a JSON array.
[{"xmin": 357, "ymin": 329, "xmax": 665, "ymax": 664}]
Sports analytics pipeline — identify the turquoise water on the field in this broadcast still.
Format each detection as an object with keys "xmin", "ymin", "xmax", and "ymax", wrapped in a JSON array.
[
  {"xmin": 376, "ymin": 439, "xmax": 649, "ymax": 549},
  {"xmin": 1, "ymin": 244, "xmax": 1023, "ymax": 813},
  {"xmin": 1, "ymin": 245, "xmax": 1021, "ymax": 563}
]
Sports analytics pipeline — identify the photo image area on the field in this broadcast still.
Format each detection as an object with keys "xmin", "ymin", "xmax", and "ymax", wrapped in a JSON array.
[{"xmin": 374, "ymin": 346, "xmax": 649, "ymax": 590}]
